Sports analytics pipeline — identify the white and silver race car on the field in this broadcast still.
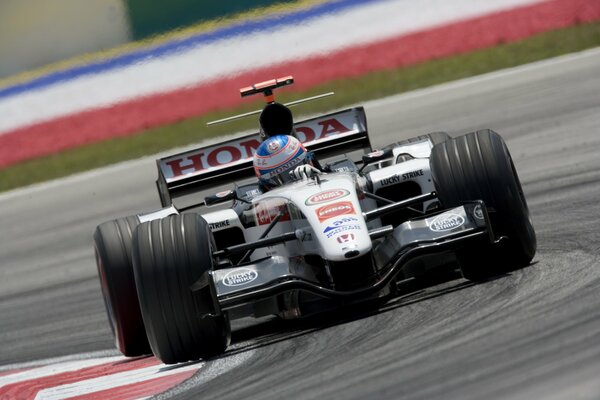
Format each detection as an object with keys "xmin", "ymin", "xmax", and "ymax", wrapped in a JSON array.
[{"xmin": 94, "ymin": 77, "xmax": 536, "ymax": 364}]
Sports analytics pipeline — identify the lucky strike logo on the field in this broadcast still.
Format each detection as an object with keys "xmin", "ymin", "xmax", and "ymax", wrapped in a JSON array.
[
  {"xmin": 163, "ymin": 117, "xmax": 351, "ymax": 178},
  {"xmin": 428, "ymin": 212, "xmax": 465, "ymax": 232},
  {"xmin": 316, "ymin": 201, "xmax": 355, "ymax": 222},
  {"xmin": 305, "ymin": 189, "xmax": 350, "ymax": 206},
  {"xmin": 222, "ymin": 268, "xmax": 258, "ymax": 287}
]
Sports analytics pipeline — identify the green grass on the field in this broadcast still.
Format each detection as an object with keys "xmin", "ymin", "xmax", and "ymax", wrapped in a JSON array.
[{"xmin": 2, "ymin": 21, "xmax": 600, "ymax": 192}]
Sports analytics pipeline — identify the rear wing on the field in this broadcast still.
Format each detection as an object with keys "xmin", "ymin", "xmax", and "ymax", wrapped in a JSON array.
[{"xmin": 156, "ymin": 107, "xmax": 371, "ymax": 207}]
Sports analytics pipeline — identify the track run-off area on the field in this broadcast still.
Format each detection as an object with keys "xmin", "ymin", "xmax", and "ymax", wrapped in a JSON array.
[{"xmin": 1, "ymin": 48, "xmax": 600, "ymax": 398}]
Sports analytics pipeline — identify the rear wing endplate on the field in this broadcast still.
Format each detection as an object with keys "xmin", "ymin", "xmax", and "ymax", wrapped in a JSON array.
[{"xmin": 156, "ymin": 107, "xmax": 371, "ymax": 207}]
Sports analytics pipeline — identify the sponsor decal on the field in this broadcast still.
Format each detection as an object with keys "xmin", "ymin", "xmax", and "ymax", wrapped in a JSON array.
[
  {"xmin": 165, "ymin": 144, "xmax": 256, "ymax": 178},
  {"xmin": 380, "ymin": 174, "xmax": 401, "ymax": 186},
  {"xmin": 256, "ymin": 207, "xmax": 270, "ymax": 225},
  {"xmin": 267, "ymin": 140, "xmax": 281, "ymax": 153},
  {"xmin": 215, "ymin": 190, "xmax": 233, "ymax": 198},
  {"xmin": 324, "ymin": 225, "xmax": 361, "ymax": 238},
  {"xmin": 323, "ymin": 216, "xmax": 361, "ymax": 238},
  {"xmin": 284, "ymin": 138, "xmax": 300, "ymax": 155},
  {"xmin": 260, "ymin": 156, "xmax": 304, "ymax": 179},
  {"xmin": 209, "ymin": 220, "xmax": 231, "ymax": 230},
  {"xmin": 323, "ymin": 216, "xmax": 359, "ymax": 232},
  {"xmin": 473, "ymin": 204, "xmax": 485, "ymax": 220},
  {"xmin": 255, "ymin": 200, "xmax": 290, "ymax": 225},
  {"xmin": 336, "ymin": 233, "xmax": 356, "ymax": 243},
  {"xmin": 380, "ymin": 169, "xmax": 424, "ymax": 186},
  {"xmin": 429, "ymin": 213, "xmax": 465, "ymax": 232},
  {"xmin": 222, "ymin": 268, "xmax": 258, "ymax": 287},
  {"xmin": 295, "ymin": 118, "xmax": 351, "ymax": 143},
  {"xmin": 162, "ymin": 112, "xmax": 355, "ymax": 179},
  {"xmin": 316, "ymin": 201, "xmax": 356, "ymax": 222},
  {"xmin": 241, "ymin": 188, "xmax": 261, "ymax": 201},
  {"xmin": 254, "ymin": 157, "xmax": 269, "ymax": 166},
  {"xmin": 333, "ymin": 165, "xmax": 352, "ymax": 172},
  {"xmin": 305, "ymin": 189, "xmax": 350, "ymax": 205},
  {"xmin": 402, "ymin": 169, "xmax": 424, "ymax": 180}
]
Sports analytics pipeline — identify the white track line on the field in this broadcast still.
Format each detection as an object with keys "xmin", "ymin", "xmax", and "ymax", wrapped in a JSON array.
[
  {"xmin": 34, "ymin": 362, "xmax": 201, "ymax": 400},
  {"xmin": 0, "ymin": 356, "xmax": 125, "ymax": 387}
]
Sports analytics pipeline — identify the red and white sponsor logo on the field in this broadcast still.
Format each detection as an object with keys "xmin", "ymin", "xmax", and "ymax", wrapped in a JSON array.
[
  {"xmin": 256, "ymin": 206, "xmax": 273, "ymax": 226},
  {"xmin": 255, "ymin": 199, "xmax": 290, "ymax": 226},
  {"xmin": 160, "ymin": 109, "xmax": 359, "ymax": 181},
  {"xmin": 215, "ymin": 190, "xmax": 233, "ymax": 198},
  {"xmin": 316, "ymin": 201, "xmax": 356, "ymax": 222},
  {"xmin": 164, "ymin": 140, "xmax": 260, "ymax": 180},
  {"xmin": 294, "ymin": 117, "xmax": 351, "ymax": 144},
  {"xmin": 267, "ymin": 140, "xmax": 281, "ymax": 153},
  {"xmin": 368, "ymin": 150, "xmax": 384, "ymax": 157},
  {"xmin": 305, "ymin": 189, "xmax": 350, "ymax": 206},
  {"xmin": 336, "ymin": 233, "xmax": 356, "ymax": 243}
]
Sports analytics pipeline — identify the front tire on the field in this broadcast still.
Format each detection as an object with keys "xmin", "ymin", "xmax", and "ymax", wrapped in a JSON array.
[
  {"xmin": 430, "ymin": 129, "xmax": 536, "ymax": 281},
  {"xmin": 132, "ymin": 214, "xmax": 230, "ymax": 364},
  {"xmin": 94, "ymin": 216, "xmax": 151, "ymax": 356}
]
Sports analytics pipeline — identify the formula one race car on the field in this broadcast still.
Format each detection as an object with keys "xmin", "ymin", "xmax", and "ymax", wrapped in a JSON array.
[{"xmin": 94, "ymin": 77, "xmax": 536, "ymax": 364}]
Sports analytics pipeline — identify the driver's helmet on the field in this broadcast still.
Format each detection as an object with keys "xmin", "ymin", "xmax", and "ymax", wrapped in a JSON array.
[
  {"xmin": 253, "ymin": 135, "xmax": 307, "ymax": 187},
  {"xmin": 259, "ymin": 102, "xmax": 294, "ymax": 141}
]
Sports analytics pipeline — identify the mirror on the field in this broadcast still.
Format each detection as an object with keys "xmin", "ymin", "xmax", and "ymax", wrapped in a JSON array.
[
  {"xmin": 204, "ymin": 189, "xmax": 235, "ymax": 206},
  {"xmin": 361, "ymin": 148, "xmax": 393, "ymax": 168}
]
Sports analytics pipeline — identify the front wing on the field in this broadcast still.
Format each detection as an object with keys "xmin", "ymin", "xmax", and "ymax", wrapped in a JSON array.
[{"xmin": 201, "ymin": 202, "xmax": 492, "ymax": 314}]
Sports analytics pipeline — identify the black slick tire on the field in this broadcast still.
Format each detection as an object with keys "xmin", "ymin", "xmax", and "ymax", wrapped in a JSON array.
[
  {"xmin": 429, "ymin": 129, "xmax": 536, "ymax": 281},
  {"xmin": 94, "ymin": 216, "xmax": 151, "ymax": 356},
  {"xmin": 132, "ymin": 214, "xmax": 230, "ymax": 364}
]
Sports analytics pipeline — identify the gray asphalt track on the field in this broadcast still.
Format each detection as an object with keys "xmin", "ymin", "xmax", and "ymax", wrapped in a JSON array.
[{"xmin": 1, "ymin": 48, "xmax": 600, "ymax": 399}]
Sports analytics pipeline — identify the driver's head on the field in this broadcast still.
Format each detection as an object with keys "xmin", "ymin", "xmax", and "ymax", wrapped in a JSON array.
[
  {"xmin": 253, "ymin": 135, "xmax": 307, "ymax": 187},
  {"xmin": 259, "ymin": 103, "xmax": 294, "ymax": 141}
]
